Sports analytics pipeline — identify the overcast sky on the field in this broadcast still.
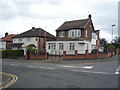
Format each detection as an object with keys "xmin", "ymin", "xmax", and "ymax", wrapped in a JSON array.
[{"xmin": 0, "ymin": 0, "xmax": 119, "ymax": 42}]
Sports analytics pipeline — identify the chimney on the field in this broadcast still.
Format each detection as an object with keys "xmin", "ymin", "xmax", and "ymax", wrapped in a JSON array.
[
  {"xmin": 5, "ymin": 32, "xmax": 8, "ymax": 37},
  {"xmin": 32, "ymin": 27, "xmax": 35, "ymax": 29},
  {"xmin": 88, "ymin": 14, "xmax": 92, "ymax": 19}
]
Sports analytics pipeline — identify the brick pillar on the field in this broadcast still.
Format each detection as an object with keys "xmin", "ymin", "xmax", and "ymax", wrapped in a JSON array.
[
  {"xmin": 75, "ymin": 50, "xmax": 77, "ymax": 59},
  {"xmin": 85, "ymin": 50, "xmax": 88, "ymax": 55},
  {"xmin": 96, "ymin": 50, "xmax": 98, "ymax": 59},
  {"xmin": 63, "ymin": 51, "xmax": 66, "ymax": 59},
  {"xmin": 29, "ymin": 53, "xmax": 32, "ymax": 60}
]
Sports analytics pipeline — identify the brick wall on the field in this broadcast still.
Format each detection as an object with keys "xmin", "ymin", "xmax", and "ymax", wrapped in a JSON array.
[
  {"xmin": 26, "ymin": 53, "xmax": 48, "ymax": 60},
  {"xmin": 27, "ymin": 49, "xmax": 120, "ymax": 60},
  {"xmin": 116, "ymin": 48, "xmax": 120, "ymax": 54},
  {"xmin": 63, "ymin": 50, "xmax": 114, "ymax": 60}
]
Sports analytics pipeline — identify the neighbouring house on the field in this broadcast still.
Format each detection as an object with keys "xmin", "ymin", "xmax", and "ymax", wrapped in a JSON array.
[
  {"xmin": 0, "ymin": 32, "xmax": 16, "ymax": 50},
  {"xmin": 12, "ymin": 27, "xmax": 56, "ymax": 55},
  {"xmin": 46, "ymin": 14, "xmax": 100, "ymax": 55}
]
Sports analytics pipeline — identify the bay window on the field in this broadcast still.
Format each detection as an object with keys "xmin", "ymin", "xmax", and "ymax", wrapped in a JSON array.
[{"xmin": 68, "ymin": 29, "xmax": 81, "ymax": 37}]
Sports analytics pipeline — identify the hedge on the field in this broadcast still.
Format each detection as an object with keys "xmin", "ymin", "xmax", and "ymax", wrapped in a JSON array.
[{"xmin": 1, "ymin": 50, "xmax": 24, "ymax": 58}]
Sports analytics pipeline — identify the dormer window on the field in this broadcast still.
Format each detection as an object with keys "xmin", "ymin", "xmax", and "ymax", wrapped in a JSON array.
[
  {"xmin": 68, "ymin": 29, "xmax": 81, "ymax": 37},
  {"xmin": 59, "ymin": 31, "xmax": 65, "ymax": 37}
]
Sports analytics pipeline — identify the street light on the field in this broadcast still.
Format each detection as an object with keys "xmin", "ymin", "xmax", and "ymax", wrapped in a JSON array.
[{"xmin": 112, "ymin": 24, "xmax": 116, "ymax": 43}]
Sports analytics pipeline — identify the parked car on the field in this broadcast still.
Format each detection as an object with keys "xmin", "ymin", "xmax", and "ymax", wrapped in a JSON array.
[
  {"xmin": 91, "ymin": 48, "xmax": 104, "ymax": 54},
  {"xmin": 91, "ymin": 49, "xmax": 98, "ymax": 54},
  {"xmin": 98, "ymin": 48, "xmax": 104, "ymax": 53}
]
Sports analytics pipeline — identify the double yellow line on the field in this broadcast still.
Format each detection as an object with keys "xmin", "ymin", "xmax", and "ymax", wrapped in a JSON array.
[{"xmin": 0, "ymin": 72, "xmax": 18, "ymax": 89}]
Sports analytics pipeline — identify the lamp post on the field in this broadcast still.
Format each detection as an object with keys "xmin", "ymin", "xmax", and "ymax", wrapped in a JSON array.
[{"xmin": 112, "ymin": 24, "xmax": 115, "ymax": 43}]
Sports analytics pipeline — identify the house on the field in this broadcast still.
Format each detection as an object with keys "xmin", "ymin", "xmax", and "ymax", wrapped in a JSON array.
[
  {"xmin": 46, "ymin": 14, "xmax": 100, "ymax": 55},
  {"xmin": 12, "ymin": 27, "xmax": 56, "ymax": 55},
  {"xmin": 0, "ymin": 32, "xmax": 16, "ymax": 50}
]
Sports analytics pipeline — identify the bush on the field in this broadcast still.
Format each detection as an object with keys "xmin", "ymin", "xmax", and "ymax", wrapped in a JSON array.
[{"xmin": 1, "ymin": 50, "xmax": 24, "ymax": 58}]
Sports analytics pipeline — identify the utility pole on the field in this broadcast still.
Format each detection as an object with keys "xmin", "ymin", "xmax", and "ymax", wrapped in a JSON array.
[{"xmin": 112, "ymin": 24, "xmax": 115, "ymax": 43}]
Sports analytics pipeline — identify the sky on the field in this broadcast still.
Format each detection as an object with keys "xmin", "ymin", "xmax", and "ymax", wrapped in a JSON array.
[{"xmin": 0, "ymin": 0, "xmax": 119, "ymax": 42}]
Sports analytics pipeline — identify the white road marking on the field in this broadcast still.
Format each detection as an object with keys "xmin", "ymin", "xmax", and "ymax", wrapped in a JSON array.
[
  {"xmin": 60, "ymin": 66, "xmax": 76, "ymax": 68},
  {"xmin": 83, "ymin": 66, "xmax": 94, "ymax": 69},
  {"xmin": 9, "ymin": 64, "xmax": 19, "ymax": 66},
  {"xmin": 59, "ymin": 65, "xmax": 94, "ymax": 69},
  {"xmin": 39, "ymin": 67, "xmax": 55, "ymax": 70},
  {"xmin": 27, "ymin": 66, "xmax": 37, "ymax": 68},
  {"xmin": 114, "ymin": 71, "xmax": 119, "ymax": 74},
  {"xmin": 27, "ymin": 66, "xmax": 55, "ymax": 70},
  {"xmin": 71, "ymin": 70, "xmax": 110, "ymax": 74},
  {"xmin": 114, "ymin": 66, "xmax": 120, "ymax": 74}
]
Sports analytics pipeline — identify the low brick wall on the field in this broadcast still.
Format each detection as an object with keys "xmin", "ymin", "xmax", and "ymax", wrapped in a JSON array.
[
  {"xmin": 63, "ymin": 50, "xmax": 113, "ymax": 60},
  {"xmin": 26, "ymin": 53, "xmax": 48, "ymax": 60},
  {"xmin": 116, "ymin": 48, "xmax": 120, "ymax": 54},
  {"xmin": 30, "ymin": 54, "xmax": 47, "ymax": 60},
  {"xmin": 26, "ymin": 48, "xmax": 120, "ymax": 60}
]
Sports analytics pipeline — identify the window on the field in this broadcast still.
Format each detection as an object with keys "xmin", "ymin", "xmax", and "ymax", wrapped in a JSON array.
[
  {"xmin": 27, "ymin": 38, "xmax": 31, "ymax": 41},
  {"xmin": 59, "ymin": 43, "xmax": 64, "ymax": 50},
  {"xmin": 36, "ymin": 38, "xmax": 37, "ymax": 41},
  {"xmin": 92, "ymin": 33, "xmax": 96, "ymax": 39},
  {"xmin": 13, "ymin": 39, "xmax": 16, "ymax": 42},
  {"xmin": 48, "ymin": 43, "xmax": 51, "ymax": 50},
  {"xmin": 48, "ymin": 43, "xmax": 56, "ymax": 50},
  {"xmin": 86, "ymin": 43, "xmax": 89, "ymax": 50},
  {"xmin": 59, "ymin": 31, "xmax": 65, "ymax": 37},
  {"xmin": 86, "ymin": 29, "xmax": 88, "ymax": 37},
  {"xmin": 70, "ymin": 43, "xmax": 75, "ymax": 50},
  {"xmin": 68, "ymin": 29, "xmax": 81, "ymax": 37},
  {"xmin": 19, "ymin": 38, "xmax": 22, "ymax": 42}
]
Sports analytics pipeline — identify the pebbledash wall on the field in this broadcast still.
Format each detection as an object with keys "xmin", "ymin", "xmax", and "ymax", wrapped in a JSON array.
[
  {"xmin": 27, "ymin": 48, "xmax": 120, "ymax": 60},
  {"xmin": 46, "ymin": 40, "xmax": 92, "ymax": 55}
]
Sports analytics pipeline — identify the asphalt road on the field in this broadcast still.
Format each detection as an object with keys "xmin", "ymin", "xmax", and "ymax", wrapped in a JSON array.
[{"xmin": 2, "ymin": 55, "xmax": 120, "ymax": 88}]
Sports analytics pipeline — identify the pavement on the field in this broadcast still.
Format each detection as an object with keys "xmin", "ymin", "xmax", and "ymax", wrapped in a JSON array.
[{"xmin": 2, "ymin": 54, "xmax": 119, "ymax": 64}]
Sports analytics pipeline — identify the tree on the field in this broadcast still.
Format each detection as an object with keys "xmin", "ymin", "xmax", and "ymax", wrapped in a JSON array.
[
  {"xmin": 99, "ymin": 38, "xmax": 108, "ymax": 49},
  {"xmin": 113, "ymin": 37, "xmax": 120, "ymax": 48},
  {"xmin": 107, "ymin": 43, "xmax": 115, "ymax": 49},
  {"xmin": 26, "ymin": 46, "xmax": 37, "ymax": 55}
]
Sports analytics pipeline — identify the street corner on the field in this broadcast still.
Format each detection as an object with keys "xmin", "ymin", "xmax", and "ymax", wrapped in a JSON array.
[{"xmin": 0, "ymin": 72, "xmax": 18, "ymax": 89}]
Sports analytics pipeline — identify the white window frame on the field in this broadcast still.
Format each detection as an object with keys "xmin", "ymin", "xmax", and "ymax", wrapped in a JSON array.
[
  {"xmin": 27, "ymin": 38, "xmax": 31, "ymax": 41},
  {"xmin": 59, "ymin": 31, "xmax": 65, "ymax": 37},
  {"xmin": 92, "ymin": 33, "xmax": 96, "ymax": 39},
  {"xmin": 19, "ymin": 38, "xmax": 22, "ymax": 42},
  {"xmin": 68, "ymin": 29, "xmax": 81, "ymax": 37},
  {"xmin": 48, "ymin": 43, "xmax": 56, "ymax": 50},
  {"xmin": 69, "ymin": 43, "xmax": 75, "ymax": 50},
  {"xmin": 59, "ymin": 43, "xmax": 64, "ymax": 50}
]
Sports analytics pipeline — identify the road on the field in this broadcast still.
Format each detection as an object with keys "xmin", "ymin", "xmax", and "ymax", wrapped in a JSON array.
[{"xmin": 2, "ymin": 55, "xmax": 120, "ymax": 88}]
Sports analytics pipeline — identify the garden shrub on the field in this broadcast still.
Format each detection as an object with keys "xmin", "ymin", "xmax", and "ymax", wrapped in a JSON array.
[{"xmin": 1, "ymin": 50, "xmax": 24, "ymax": 58}]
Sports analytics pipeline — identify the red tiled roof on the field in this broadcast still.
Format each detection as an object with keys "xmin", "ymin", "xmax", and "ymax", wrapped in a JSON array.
[{"xmin": 0, "ymin": 34, "xmax": 16, "ymax": 42}]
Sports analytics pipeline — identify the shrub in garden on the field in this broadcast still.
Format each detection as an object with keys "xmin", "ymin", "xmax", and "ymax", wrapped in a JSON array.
[{"xmin": 2, "ymin": 50, "xmax": 24, "ymax": 58}]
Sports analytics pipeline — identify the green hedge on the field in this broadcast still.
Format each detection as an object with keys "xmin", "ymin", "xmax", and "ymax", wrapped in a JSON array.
[{"xmin": 1, "ymin": 50, "xmax": 24, "ymax": 58}]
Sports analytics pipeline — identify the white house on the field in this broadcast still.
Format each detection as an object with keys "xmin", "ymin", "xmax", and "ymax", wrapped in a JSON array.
[
  {"xmin": 46, "ymin": 14, "xmax": 100, "ymax": 55},
  {"xmin": 12, "ymin": 27, "xmax": 55, "ymax": 55}
]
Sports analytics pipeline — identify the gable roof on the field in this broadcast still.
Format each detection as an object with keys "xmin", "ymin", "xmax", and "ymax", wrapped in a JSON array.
[
  {"xmin": 56, "ymin": 18, "xmax": 90, "ymax": 31},
  {"xmin": 0, "ymin": 34, "xmax": 16, "ymax": 42},
  {"xmin": 13, "ymin": 27, "xmax": 55, "ymax": 38}
]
